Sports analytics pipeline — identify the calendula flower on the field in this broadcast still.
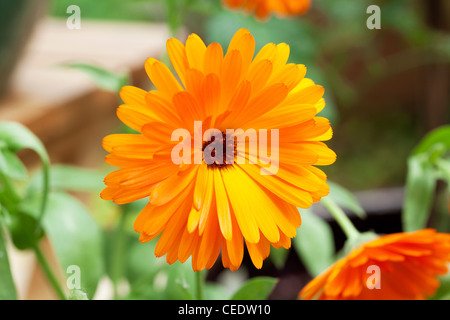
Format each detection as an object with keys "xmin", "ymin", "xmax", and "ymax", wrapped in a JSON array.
[
  {"xmin": 101, "ymin": 28, "xmax": 335, "ymax": 271},
  {"xmin": 224, "ymin": 0, "xmax": 311, "ymax": 19},
  {"xmin": 299, "ymin": 229, "xmax": 450, "ymax": 300}
]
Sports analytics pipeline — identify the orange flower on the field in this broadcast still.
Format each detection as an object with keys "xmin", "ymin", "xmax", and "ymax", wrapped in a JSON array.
[
  {"xmin": 101, "ymin": 28, "xmax": 335, "ymax": 271},
  {"xmin": 224, "ymin": 0, "xmax": 311, "ymax": 19},
  {"xmin": 299, "ymin": 229, "xmax": 450, "ymax": 300}
]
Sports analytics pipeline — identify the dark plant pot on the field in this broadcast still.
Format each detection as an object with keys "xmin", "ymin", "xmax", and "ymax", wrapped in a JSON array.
[{"xmin": 0, "ymin": 0, "xmax": 47, "ymax": 98}]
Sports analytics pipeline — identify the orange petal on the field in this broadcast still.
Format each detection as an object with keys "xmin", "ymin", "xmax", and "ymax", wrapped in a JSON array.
[
  {"xmin": 214, "ymin": 169, "xmax": 233, "ymax": 241},
  {"xmin": 167, "ymin": 37, "xmax": 189, "ymax": 86},
  {"xmin": 150, "ymin": 166, "xmax": 197, "ymax": 206},
  {"xmin": 185, "ymin": 33, "xmax": 207, "ymax": 71},
  {"xmin": 145, "ymin": 58, "xmax": 183, "ymax": 97},
  {"xmin": 204, "ymin": 42, "xmax": 224, "ymax": 75}
]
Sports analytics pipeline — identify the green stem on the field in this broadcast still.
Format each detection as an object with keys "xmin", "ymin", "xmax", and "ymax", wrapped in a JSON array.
[
  {"xmin": 321, "ymin": 197, "xmax": 360, "ymax": 240},
  {"xmin": 111, "ymin": 211, "xmax": 127, "ymax": 299},
  {"xmin": 35, "ymin": 163, "xmax": 49, "ymax": 232},
  {"xmin": 195, "ymin": 271, "xmax": 203, "ymax": 300},
  {"xmin": 0, "ymin": 170, "xmax": 20, "ymax": 213},
  {"xmin": 165, "ymin": 0, "xmax": 180, "ymax": 38},
  {"xmin": 32, "ymin": 243, "xmax": 66, "ymax": 300}
]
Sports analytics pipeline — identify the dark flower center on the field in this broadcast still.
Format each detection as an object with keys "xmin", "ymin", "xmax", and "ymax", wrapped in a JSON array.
[{"xmin": 202, "ymin": 132, "xmax": 236, "ymax": 168}]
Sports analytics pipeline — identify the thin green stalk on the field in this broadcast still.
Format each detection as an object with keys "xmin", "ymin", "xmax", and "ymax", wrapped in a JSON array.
[
  {"xmin": 35, "ymin": 163, "xmax": 49, "ymax": 233},
  {"xmin": 111, "ymin": 211, "xmax": 128, "ymax": 299},
  {"xmin": 165, "ymin": 0, "xmax": 180, "ymax": 38},
  {"xmin": 32, "ymin": 243, "xmax": 66, "ymax": 300},
  {"xmin": 195, "ymin": 271, "xmax": 203, "ymax": 300},
  {"xmin": 321, "ymin": 196, "xmax": 360, "ymax": 240},
  {"xmin": 0, "ymin": 170, "xmax": 20, "ymax": 213}
]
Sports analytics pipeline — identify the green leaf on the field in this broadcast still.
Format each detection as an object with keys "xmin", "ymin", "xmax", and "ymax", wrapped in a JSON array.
[
  {"xmin": 0, "ymin": 219, "xmax": 17, "ymax": 300},
  {"xmin": 7, "ymin": 211, "xmax": 44, "ymax": 250},
  {"xmin": 412, "ymin": 125, "xmax": 450, "ymax": 155},
  {"xmin": 126, "ymin": 240, "xmax": 165, "ymax": 286},
  {"xmin": 327, "ymin": 181, "xmax": 366, "ymax": 219},
  {"xmin": 165, "ymin": 0, "xmax": 182, "ymax": 36},
  {"xmin": 165, "ymin": 262, "xmax": 197, "ymax": 300},
  {"xmin": 204, "ymin": 283, "xmax": 228, "ymax": 300},
  {"xmin": 231, "ymin": 277, "xmax": 278, "ymax": 300},
  {"xmin": 294, "ymin": 209, "xmax": 335, "ymax": 277},
  {"xmin": 61, "ymin": 63, "xmax": 128, "ymax": 92},
  {"xmin": 429, "ymin": 271, "xmax": 450, "ymax": 300},
  {"xmin": 126, "ymin": 241, "xmax": 198, "ymax": 300},
  {"xmin": 20, "ymin": 192, "xmax": 105, "ymax": 299},
  {"xmin": 68, "ymin": 289, "xmax": 89, "ymax": 300},
  {"xmin": 0, "ymin": 122, "xmax": 50, "ymax": 225},
  {"xmin": 28, "ymin": 165, "xmax": 105, "ymax": 194},
  {"xmin": 435, "ymin": 158, "xmax": 450, "ymax": 183},
  {"xmin": 0, "ymin": 122, "xmax": 48, "ymax": 163},
  {"xmin": 0, "ymin": 149, "xmax": 27, "ymax": 180},
  {"xmin": 402, "ymin": 155, "xmax": 437, "ymax": 232}
]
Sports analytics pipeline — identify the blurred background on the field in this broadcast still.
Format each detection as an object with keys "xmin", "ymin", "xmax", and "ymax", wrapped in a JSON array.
[{"xmin": 0, "ymin": 0, "xmax": 449, "ymax": 300}]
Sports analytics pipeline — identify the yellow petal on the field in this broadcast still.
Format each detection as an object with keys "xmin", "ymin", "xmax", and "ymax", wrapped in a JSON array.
[
  {"xmin": 268, "ymin": 63, "xmax": 305, "ymax": 91},
  {"xmin": 221, "ymin": 166, "xmax": 260, "ymax": 243},
  {"xmin": 280, "ymin": 117, "xmax": 332, "ymax": 142},
  {"xmin": 300, "ymin": 141, "xmax": 337, "ymax": 166},
  {"xmin": 198, "ymin": 167, "xmax": 214, "ymax": 235},
  {"xmin": 239, "ymin": 163, "xmax": 314, "ymax": 209},
  {"xmin": 252, "ymin": 43, "xmax": 277, "ymax": 65},
  {"xmin": 229, "ymin": 166, "xmax": 280, "ymax": 243},
  {"xmin": 245, "ymin": 59, "xmax": 273, "ymax": 94},
  {"xmin": 282, "ymin": 84, "xmax": 325, "ymax": 107},
  {"xmin": 187, "ymin": 206, "xmax": 201, "ymax": 234},
  {"xmin": 214, "ymin": 169, "xmax": 233, "ymax": 241},
  {"xmin": 185, "ymin": 33, "xmax": 207, "ymax": 71},
  {"xmin": 315, "ymin": 98, "xmax": 326, "ymax": 113},
  {"xmin": 193, "ymin": 163, "xmax": 209, "ymax": 210},
  {"xmin": 245, "ymin": 104, "xmax": 317, "ymax": 129},
  {"xmin": 272, "ymin": 43, "xmax": 290, "ymax": 72},
  {"xmin": 227, "ymin": 28, "xmax": 255, "ymax": 76}
]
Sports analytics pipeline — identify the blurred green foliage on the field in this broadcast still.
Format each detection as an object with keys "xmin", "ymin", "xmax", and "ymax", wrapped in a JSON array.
[
  {"xmin": 49, "ymin": 0, "xmax": 159, "ymax": 22},
  {"xmin": 403, "ymin": 125, "xmax": 450, "ymax": 233}
]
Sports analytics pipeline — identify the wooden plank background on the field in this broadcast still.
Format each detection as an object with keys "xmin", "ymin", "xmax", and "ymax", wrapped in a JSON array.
[
  {"xmin": 0, "ymin": 18, "xmax": 171, "ymax": 168},
  {"xmin": 0, "ymin": 18, "xmax": 172, "ymax": 300}
]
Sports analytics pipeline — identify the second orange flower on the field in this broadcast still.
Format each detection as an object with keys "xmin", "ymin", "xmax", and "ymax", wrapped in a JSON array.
[
  {"xmin": 224, "ymin": 0, "xmax": 311, "ymax": 19},
  {"xmin": 300, "ymin": 229, "xmax": 450, "ymax": 300}
]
